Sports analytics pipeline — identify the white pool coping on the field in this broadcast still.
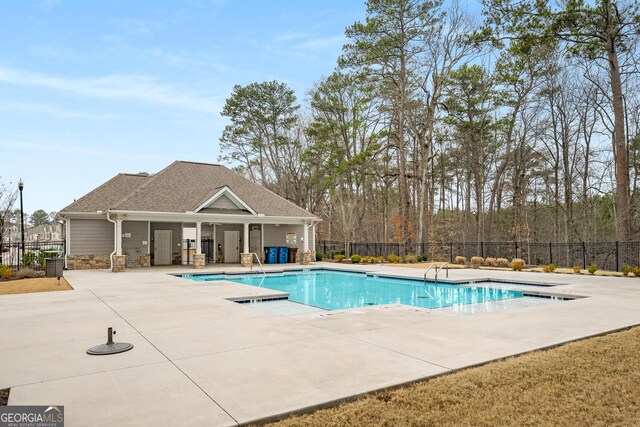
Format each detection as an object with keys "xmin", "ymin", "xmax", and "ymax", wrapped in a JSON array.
[{"xmin": 2, "ymin": 262, "xmax": 640, "ymax": 426}]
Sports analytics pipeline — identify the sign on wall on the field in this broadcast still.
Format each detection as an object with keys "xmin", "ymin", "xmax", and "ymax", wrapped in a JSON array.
[{"xmin": 286, "ymin": 232, "xmax": 297, "ymax": 245}]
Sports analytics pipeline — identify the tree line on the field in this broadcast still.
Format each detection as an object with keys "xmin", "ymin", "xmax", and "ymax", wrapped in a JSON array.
[{"xmin": 218, "ymin": 0, "xmax": 640, "ymax": 249}]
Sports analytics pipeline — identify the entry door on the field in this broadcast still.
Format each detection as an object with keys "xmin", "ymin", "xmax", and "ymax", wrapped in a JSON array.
[
  {"xmin": 224, "ymin": 230, "xmax": 239, "ymax": 263},
  {"xmin": 154, "ymin": 230, "xmax": 172, "ymax": 265}
]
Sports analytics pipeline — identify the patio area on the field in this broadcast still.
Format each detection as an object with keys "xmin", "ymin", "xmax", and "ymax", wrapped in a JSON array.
[{"xmin": 2, "ymin": 263, "xmax": 640, "ymax": 426}]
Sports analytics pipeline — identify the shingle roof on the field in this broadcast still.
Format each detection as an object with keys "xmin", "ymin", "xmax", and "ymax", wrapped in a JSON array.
[
  {"xmin": 59, "ymin": 161, "xmax": 316, "ymax": 219},
  {"xmin": 59, "ymin": 173, "xmax": 151, "ymax": 213}
]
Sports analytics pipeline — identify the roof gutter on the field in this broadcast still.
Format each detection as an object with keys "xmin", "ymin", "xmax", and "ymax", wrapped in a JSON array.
[{"xmin": 106, "ymin": 211, "xmax": 116, "ymax": 272}]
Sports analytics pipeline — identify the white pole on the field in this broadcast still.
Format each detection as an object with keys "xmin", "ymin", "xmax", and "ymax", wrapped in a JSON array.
[
  {"xmin": 195, "ymin": 222, "xmax": 202, "ymax": 255},
  {"xmin": 115, "ymin": 220, "xmax": 123, "ymax": 256},
  {"xmin": 243, "ymin": 222, "xmax": 249, "ymax": 253},
  {"xmin": 303, "ymin": 222, "xmax": 309, "ymax": 252}
]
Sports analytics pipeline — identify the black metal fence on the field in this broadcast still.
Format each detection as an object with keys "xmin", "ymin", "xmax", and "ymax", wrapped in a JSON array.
[
  {"xmin": 318, "ymin": 240, "xmax": 640, "ymax": 272},
  {"xmin": 0, "ymin": 240, "xmax": 65, "ymax": 271}
]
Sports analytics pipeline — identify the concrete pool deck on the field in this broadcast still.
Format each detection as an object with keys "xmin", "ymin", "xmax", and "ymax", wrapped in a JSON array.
[{"xmin": 2, "ymin": 262, "xmax": 640, "ymax": 426}]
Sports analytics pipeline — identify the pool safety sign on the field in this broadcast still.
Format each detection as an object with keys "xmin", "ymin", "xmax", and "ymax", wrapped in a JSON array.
[
  {"xmin": 286, "ymin": 232, "xmax": 297, "ymax": 245},
  {"xmin": 0, "ymin": 405, "xmax": 64, "ymax": 427}
]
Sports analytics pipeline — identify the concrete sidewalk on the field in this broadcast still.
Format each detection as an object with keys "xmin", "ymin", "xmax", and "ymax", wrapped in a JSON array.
[{"xmin": 2, "ymin": 263, "xmax": 640, "ymax": 426}]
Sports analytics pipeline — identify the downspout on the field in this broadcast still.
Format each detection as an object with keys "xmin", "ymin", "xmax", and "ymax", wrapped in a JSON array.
[{"xmin": 106, "ymin": 211, "xmax": 116, "ymax": 271}]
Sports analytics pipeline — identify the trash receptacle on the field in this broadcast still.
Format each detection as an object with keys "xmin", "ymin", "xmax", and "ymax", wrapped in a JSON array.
[
  {"xmin": 288, "ymin": 247, "xmax": 298, "ymax": 263},
  {"xmin": 278, "ymin": 247, "xmax": 289, "ymax": 264},
  {"xmin": 265, "ymin": 247, "xmax": 278, "ymax": 264},
  {"xmin": 45, "ymin": 258, "xmax": 64, "ymax": 278}
]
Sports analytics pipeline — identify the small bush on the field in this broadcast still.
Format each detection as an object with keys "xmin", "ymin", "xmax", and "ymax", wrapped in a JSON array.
[
  {"xmin": 350, "ymin": 254, "xmax": 362, "ymax": 264},
  {"xmin": 455, "ymin": 256, "xmax": 467, "ymax": 265},
  {"xmin": 334, "ymin": 254, "xmax": 345, "ymax": 262},
  {"xmin": 485, "ymin": 257, "xmax": 496, "ymax": 266},
  {"xmin": 621, "ymin": 264, "xmax": 632, "ymax": 276},
  {"xmin": 387, "ymin": 254, "xmax": 401, "ymax": 263},
  {"xmin": 403, "ymin": 254, "xmax": 418, "ymax": 263},
  {"xmin": 13, "ymin": 268, "xmax": 43, "ymax": 280},
  {"xmin": 542, "ymin": 263, "xmax": 556, "ymax": 273},
  {"xmin": 22, "ymin": 251, "xmax": 36, "ymax": 267},
  {"xmin": 573, "ymin": 265, "xmax": 582, "ymax": 274},
  {"xmin": 315, "ymin": 251, "xmax": 324, "ymax": 261},
  {"xmin": 496, "ymin": 258, "xmax": 510, "ymax": 268},
  {"xmin": 377, "ymin": 256, "xmax": 385, "ymax": 263},
  {"xmin": 633, "ymin": 266, "xmax": 640, "ymax": 278},
  {"xmin": 470, "ymin": 256, "xmax": 484, "ymax": 267},
  {"xmin": 588, "ymin": 264, "xmax": 598, "ymax": 275},
  {"xmin": 511, "ymin": 258, "xmax": 525, "ymax": 271},
  {"xmin": 0, "ymin": 264, "xmax": 12, "ymax": 280}
]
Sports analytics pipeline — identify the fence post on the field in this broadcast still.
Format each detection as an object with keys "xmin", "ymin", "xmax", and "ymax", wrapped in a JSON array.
[
  {"xmin": 549, "ymin": 242, "xmax": 553, "ymax": 265},
  {"xmin": 615, "ymin": 241, "xmax": 619, "ymax": 272},
  {"xmin": 582, "ymin": 241, "xmax": 587, "ymax": 269},
  {"xmin": 481, "ymin": 241, "xmax": 484, "ymax": 258}
]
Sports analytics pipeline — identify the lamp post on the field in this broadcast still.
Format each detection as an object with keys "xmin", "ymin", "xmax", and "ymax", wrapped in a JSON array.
[{"xmin": 18, "ymin": 179, "xmax": 24, "ymax": 267}]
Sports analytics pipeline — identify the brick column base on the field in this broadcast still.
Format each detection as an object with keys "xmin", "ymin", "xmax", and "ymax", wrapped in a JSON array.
[
  {"xmin": 112, "ymin": 255, "xmax": 126, "ymax": 272},
  {"xmin": 240, "ymin": 253, "xmax": 253, "ymax": 268},
  {"xmin": 140, "ymin": 254, "xmax": 151, "ymax": 268},
  {"xmin": 301, "ymin": 251, "xmax": 313, "ymax": 265},
  {"xmin": 193, "ymin": 254, "xmax": 205, "ymax": 269}
]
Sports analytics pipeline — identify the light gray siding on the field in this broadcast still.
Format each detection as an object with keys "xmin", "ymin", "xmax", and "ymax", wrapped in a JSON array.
[
  {"xmin": 69, "ymin": 219, "xmax": 114, "ymax": 255},
  {"xmin": 122, "ymin": 221, "xmax": 149, "ymax": 260},
  {"xmin": 263, "ymin": 224, "xmax": 305, "ymax": 253},
  {"xmin": 210, "ymin": 194, "xmax": 238, "ymax": 210}
]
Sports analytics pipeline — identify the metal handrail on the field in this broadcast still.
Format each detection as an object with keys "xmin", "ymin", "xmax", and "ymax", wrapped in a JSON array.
[
  {"xmin": 423, "ymin": 262, "xmax": 437, "ymax": 282},
  {"xmin": 435, "ymin": 263, "xmax": 449, "ymax": 282},
  {"xmin": 251, "ymin": 252, "xmax": 266, "ymax": 275}
]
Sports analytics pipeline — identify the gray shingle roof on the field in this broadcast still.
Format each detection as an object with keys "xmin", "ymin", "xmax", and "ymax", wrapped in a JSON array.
[
  {"xmin": 60, "ymin": 161, "xmax": 315, "ymax": 219},
  {"xmin": 59, "ymin": 173, "xmax": 151, "ymax": 213}
]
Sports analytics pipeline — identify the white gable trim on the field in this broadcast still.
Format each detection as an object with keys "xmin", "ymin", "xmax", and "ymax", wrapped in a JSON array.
[{"xmin": 195, "ymin": 186, "xmax": 257, "ymax": 215}]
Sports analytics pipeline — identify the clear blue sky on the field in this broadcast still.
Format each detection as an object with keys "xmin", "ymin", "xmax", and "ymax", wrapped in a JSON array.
[{"xmin": 0, "ymin": 0, "xmax": 367, "ymax": 214}]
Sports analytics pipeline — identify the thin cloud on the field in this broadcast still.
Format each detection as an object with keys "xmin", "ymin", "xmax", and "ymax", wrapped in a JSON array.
[
  {"xmin": 0, "ymin": 140, "xmax": 153, "ymax": 161},
  {"xmin": 0, "ymin": 66, "xmax": 219, "ymax": 114},
  {"xmin": 0, "ymin": 100, "xmax": 117, "ymax": 120},
  {"xmin": 295, "ymin": 35, "xmax": 345, "ymax": 51}
]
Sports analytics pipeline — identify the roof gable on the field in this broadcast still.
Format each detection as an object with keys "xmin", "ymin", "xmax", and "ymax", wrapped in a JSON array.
[{"xmin": 195, "ymin": 186, "xmax": 256, "ymax": 214}]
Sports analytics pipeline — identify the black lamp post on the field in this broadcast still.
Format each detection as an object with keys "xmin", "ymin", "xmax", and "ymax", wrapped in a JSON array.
[{"xmin": 18, "ymin": 179, "xmax": 24, "ymax": 267}]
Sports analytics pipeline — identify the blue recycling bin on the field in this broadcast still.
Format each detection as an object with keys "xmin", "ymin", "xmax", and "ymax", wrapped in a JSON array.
[
  {"xmin": 265, "ymin": 247, "xmax": 278, "ymax": 264},
  {"xmin": 278, "ymin": 247, "xmax": 289, "ymax": 264}
]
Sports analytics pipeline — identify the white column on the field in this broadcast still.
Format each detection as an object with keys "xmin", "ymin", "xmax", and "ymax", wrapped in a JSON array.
[
  {"xmin": 311, "ymin": 223, "xmax": 316, "ymax": 252},
  {"xmin": 243, "ymin": 223, "xmax": 249, "ymax": 253},
  {"xmin": 147, "ymin": 221, "xmax": 151, "ymax": 255},
  {"xmin": 195, "ymin": 222, "xmax": 202, "ymax": 255},
  {"xmin": 303, "ymin": 223, "xmax": 309, "ymax": 252},
  {"xmin": 115, "ymin": 220, "xmax": 123, "ymax": 255},
  {"xmin": 64, "ymin": 218, "xmax": 71, "ymax": 269}
]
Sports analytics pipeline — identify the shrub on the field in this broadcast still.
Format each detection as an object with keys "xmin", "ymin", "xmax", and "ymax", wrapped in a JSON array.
[
  {"xmin": 542, "ymin": 263, "xmax": 556, "ymax": 273},
  {"xmin": 455, "ymin": 256, "xmax": 467, "ymax": 265},
  {"xmin": 387, "ymin": 254, "xmax": 401, "ymax": 263},
  {"xmin": 350, "ymin": 254, "xmax": 362, "ymax": 264},
  {"xmin": 377, "ymin": 256, "xmax": 385, "ymax": 263},
  {"xmin": 0, "ymin": 264, "xmax": 12, "ymax": 280},
  {"xmin": 621, "ymin": 264, "xmax": 632, "ymax": 276},
  {"xmin": 13, "ymin": 268, "xmax": 43, "ymax": 280},
  {"xmin": 485, "ymin": 257, "xmax": 496, "ymax": 266},
  {"xmin": 496, "ymin": 258, "xmax": 510, "ymax": 268},
  {"xmin": 403, "ymin": 254, "xmax": 418, "ymax": 263},
  {"xmin": 334, "ymin": 254, "xmax": 345, "ymax": 262},
  {"xmin": 315, "ymin": 251, "xmax": 325, "ymax": 261},
  {"xmin": 470, "ymin": 256, "xmax": 484, "ymax": 267},
  {"xmin": 633, "ymin": 267, "xmax": 640, "ymax": 278},
  {"xmin": 573, "ymin": 265, "xmax": 582, "ymax": 274},
  {"xmin": 511, "ymin": 258, "xmax": 525, "ymax": 271},
  {"xmin": 22, "ymin": 251, "xmax": 36, "ymax": 267},
  {"xmin": 588, "ymin": 264, "xmax": 598, "ymax": 275}
]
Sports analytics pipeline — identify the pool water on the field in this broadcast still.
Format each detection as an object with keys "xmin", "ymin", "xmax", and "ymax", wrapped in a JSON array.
[{"xmin": 187, "ymin": 270, "xmax": 523, "ymax": 311}]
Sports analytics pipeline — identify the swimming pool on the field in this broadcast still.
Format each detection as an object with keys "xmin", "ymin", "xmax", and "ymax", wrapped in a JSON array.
[{"xmin": 185, "ymin": 270, "xmax": 524, "ymax": 311}]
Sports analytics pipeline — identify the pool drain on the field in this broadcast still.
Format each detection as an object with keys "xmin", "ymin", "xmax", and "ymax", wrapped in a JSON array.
[{"xmin": 87, "ymin": 327, "xmax": 134, "ymax": 355}]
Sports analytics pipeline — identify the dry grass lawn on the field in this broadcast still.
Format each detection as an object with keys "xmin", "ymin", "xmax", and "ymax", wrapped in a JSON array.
[
  {"xmin": 0, "ymin": 277, "xmax": 73, "ymax": 295},
  {"xmin": 270, "ymin": 327, "xmax": 640, "ymax": 427}
]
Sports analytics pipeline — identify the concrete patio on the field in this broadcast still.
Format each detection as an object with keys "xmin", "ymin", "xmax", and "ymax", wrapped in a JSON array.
[{"xmin": 2, "ymin": 263, "xmax": 640, "ymax": 426}]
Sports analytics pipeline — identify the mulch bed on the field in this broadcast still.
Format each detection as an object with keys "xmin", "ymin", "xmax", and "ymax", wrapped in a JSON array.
[{"xmin": 0, "ymin": 389, "xmax": 9, "ymax": 406}]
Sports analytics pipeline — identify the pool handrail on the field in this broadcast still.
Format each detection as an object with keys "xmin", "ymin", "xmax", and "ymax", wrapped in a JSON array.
[
  {"xmin": 250, "ymin": 252, "xmax": 266, "ymax": 275},
  {"xmin": 435, "ymin": 263, "xmax": 449, "ymax": 282},
  {"xmin": 423, "ymin": 262, "xmax": 437, "ymax": 282}
]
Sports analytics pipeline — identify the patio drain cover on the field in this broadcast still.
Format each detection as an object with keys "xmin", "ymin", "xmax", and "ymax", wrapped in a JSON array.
[{"xmin": 87, "ymin": 327, "xmax": 133, "ymax": 355}]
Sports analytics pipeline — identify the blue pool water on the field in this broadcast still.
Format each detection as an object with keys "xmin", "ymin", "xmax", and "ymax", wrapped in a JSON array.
[{"xmin": 186, "ymin": 270, "xmax": 523, "ymax": 311}]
